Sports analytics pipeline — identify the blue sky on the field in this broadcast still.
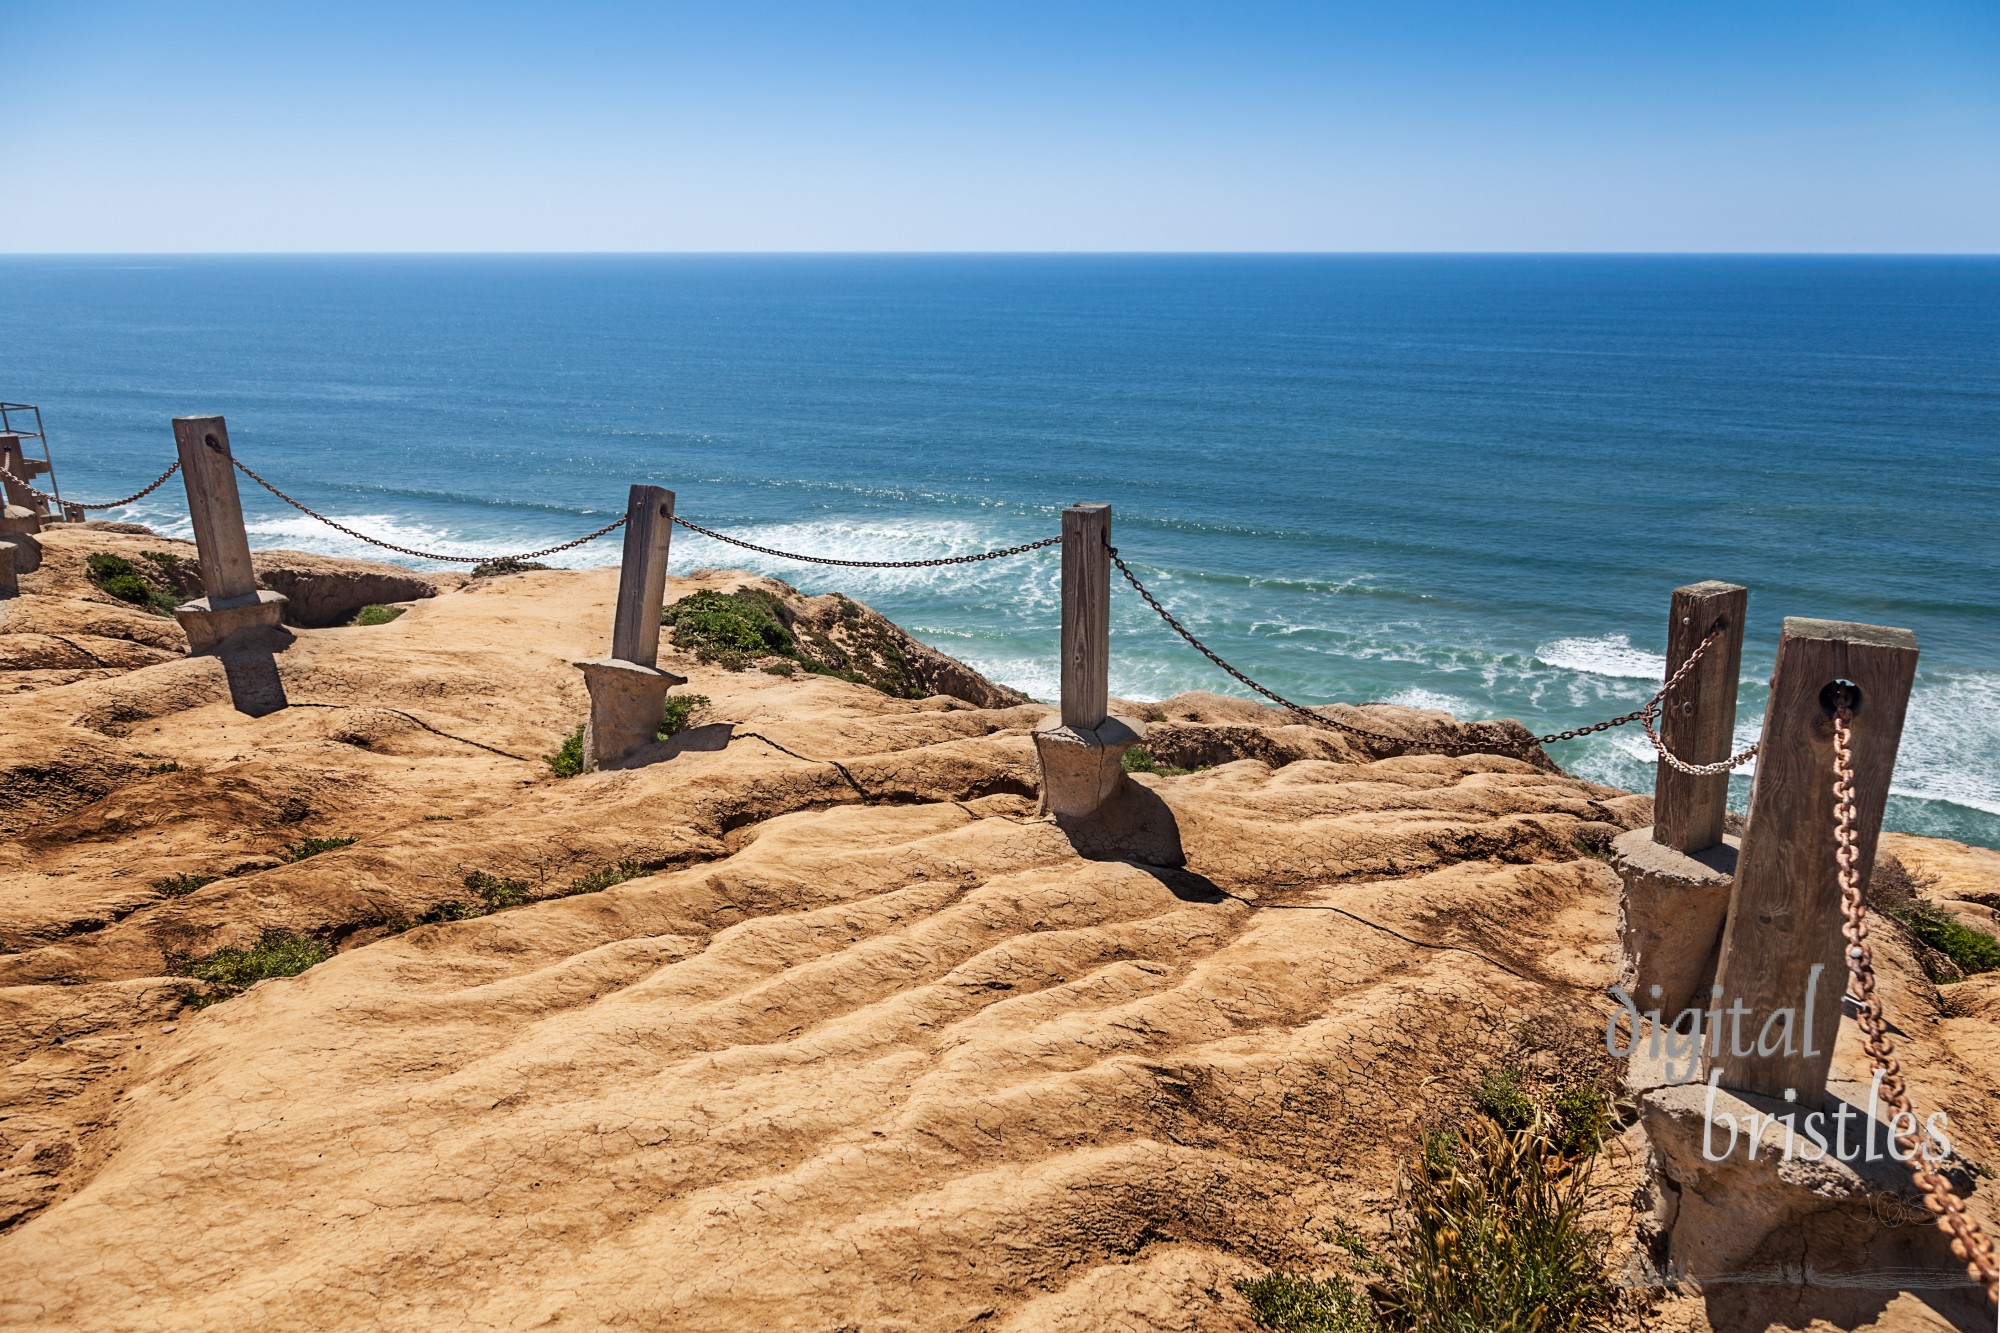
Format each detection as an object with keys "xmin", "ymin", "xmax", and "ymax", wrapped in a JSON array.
[{"xmin": 3, "ymin": 1, "xmax": 1997, "ymax": 252}]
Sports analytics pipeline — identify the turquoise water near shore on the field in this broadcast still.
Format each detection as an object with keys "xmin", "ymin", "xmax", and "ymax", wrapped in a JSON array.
[{"xmin": 2, "ymin": 255, "xmax": 1995, "ymax": 848}]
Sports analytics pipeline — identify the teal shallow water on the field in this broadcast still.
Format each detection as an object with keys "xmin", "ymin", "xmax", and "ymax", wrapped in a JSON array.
[{"xmin": 3, "ymin": 255, "xmax": 1995, "ymax": 846}]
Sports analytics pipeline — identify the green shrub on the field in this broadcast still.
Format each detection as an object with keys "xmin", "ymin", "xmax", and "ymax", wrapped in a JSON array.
[
  {"xmin": 84, "ymin": 553, "xmax": 178, "ymax": 615},
  {"xmin": 469, "ymin": 557, "xmax": 549, "ymax": 579},
  {"xmin": 1236, "ymin": 1272, "xmax": 1380, "ymax": 1332},
  {"xmin": 463, "ymin": 869, "xmax": 531, "ymax": 909},
  {"xmin": 1121, "ymin": 745, "xmax": 1207, "ymax": 777},
  {"xmin": 659, "ymin": 693, "xmax": 711, "ymax": 739},
  {"xmin": 1894, "ymin": 902, "xmax": 2000, "ymax": 979},
  {"xmin": 663, "ymin": 588, "xmax": 795, "ymax": 667},
  {"xmin": 279, "ymin": 835, "xmax": 355, "ymax": 863},
  {"xmin": 569, "ymin": 860, "xmax": 649, "ymax": 895},
  {"xmin": 174, "ymin": 929, "xmax": 332, "ymax": 1006},
  {"xmin": 1380, "ymin": 1117, "xmax": 1615, "ymax": 1332},
  {"xmin": 1473, "ymin": 1066, "xmax": 1537, "ymax": 1134},
  {"xmin": 546, "ymin": 725, "xmax": 585, "ymax": 777},
  {"xmin": 349, "ymin": 603, "xmax": 405, "ymax": 626},
  {"xmin": 154, "ymin": 872, "xmax": 219, "ymax": 897},
  {"xmin": 1550, "ymin": 1085, "xmax": 1613, "ymax": 1157}
]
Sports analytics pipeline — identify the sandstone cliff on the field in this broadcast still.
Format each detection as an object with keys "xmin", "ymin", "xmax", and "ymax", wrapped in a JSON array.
[{"xmin": 0, "ymin": 524, "xmax": 1993, "ymax": 1332}]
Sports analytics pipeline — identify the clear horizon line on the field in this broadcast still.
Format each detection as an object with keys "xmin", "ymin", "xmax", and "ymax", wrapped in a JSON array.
[{"xmin": 3, "ymin": 248, "xmax": 1999, "ymax": 259}]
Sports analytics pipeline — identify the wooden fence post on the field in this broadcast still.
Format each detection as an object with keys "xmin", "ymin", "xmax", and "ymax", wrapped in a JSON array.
[
  {"xmin": 1653, "ymin": 581, "xmax": 1748, "ymax": 854},
  {"xmin": 610, "ymin": 485, "xmax": 675, "ymax": 668},
  {"xmin": 1060, "ymin": 502, "xmax": 1112, "ymax": 731},
  {"xmin": 1609, "ymin": 582, "xmax": 1747, "ymax": 1019},
  {"xmin": 169, "ymin": 416, "xmax": 288, "ymax": 653},
  {"xmin": 1708, "ymin": 618, "xmax": 1918, "ymax": 1102},
  {"xmin": 1035, "ymin": 501, "xmax": 1136, "ymax": 818},
  {"xmin": 573, "ymin": 484, "xmax": 686, "ymax": 771}
]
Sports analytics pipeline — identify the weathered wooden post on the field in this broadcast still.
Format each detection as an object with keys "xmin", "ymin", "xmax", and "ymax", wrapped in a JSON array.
[
  {"xmin": 1708, "ymin": 618, "xmax": 1917, "ymax": 1102},
  {"xmin": 0, "ymin": 435, "xmax": 44, "ymax": 574},
  {"xmin": 1034, "ymin": 502, "xmax": 1138, "ymax": 817},
  {"xmin": 169, "ymin": 416, "xmax": 289, "ymax": 653},
  {"xmin": 1610, "ymin": 582, "xmax": 1749, "ymax": 1017},
  {"xmin": 1654, "ymin": 581, "xmax": 1750, "ymax": 854},
  {"xmin": 573, "ymin": 484, "xmax": 685, "ymax": 771}
]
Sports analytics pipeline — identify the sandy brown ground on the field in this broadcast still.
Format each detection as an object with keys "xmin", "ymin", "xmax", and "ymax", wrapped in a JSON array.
[{"xmin": 1, "ymin": 525, "xmax": 1995, "ymax": 1331}]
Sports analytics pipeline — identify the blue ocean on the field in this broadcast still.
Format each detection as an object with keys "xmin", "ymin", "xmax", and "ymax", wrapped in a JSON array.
[{"xmin": 3, "ymin": 255, "xmax": 1995, "ymax": 848}]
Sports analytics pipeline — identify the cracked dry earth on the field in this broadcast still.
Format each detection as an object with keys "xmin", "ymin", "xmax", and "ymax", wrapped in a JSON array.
[{"xmin": 3, "ymin": 525, "xmax": 1997, "ymax": 1332}]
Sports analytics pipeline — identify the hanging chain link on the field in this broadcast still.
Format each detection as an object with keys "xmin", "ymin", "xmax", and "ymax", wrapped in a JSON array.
[
  {"xmin": 0, "ymin": 457, "xmax": 183, "ymax": 511},
  {"xmin": 671, "ymin": 514, "xmax": 1061, "ymax": 568},
  {"xmin": 1834, "ymin": 705, "xmax": 2000, "ymax": 1307},
  {"xmin": 226, "ymin": 453, "xmax": 627, "ymax": 564},
  {"xmin": 1111, "ymin": 546, "xmax": 1756, "ymax": 767}
]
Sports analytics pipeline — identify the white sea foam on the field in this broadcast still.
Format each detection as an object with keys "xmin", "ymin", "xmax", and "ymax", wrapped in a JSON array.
[
  {"xmin": 237, "ymin": 513, "xmax": 626, "ymax": 569},
  {"xmin": 1385, "ymin": 687, "xmax": 1471, "ymax": 715},
  {"xmin": 1535, "ymin": 633, "xmax": 1665, "ymax": 681},
  {"xmin": 1893, "ymin": 673, "xmax": 2000, "ymax": 817}
]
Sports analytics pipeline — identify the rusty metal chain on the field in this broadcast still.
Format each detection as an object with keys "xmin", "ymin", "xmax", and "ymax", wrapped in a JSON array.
[
  {"xmin": 672, "ymin": 514, "xmax": 1060, "ymax": 569},
  {"xmin": 0, "ymin": 457, "xmax": 183, "ymax": 511},
  {"xmin": 1834, "ymin": 704, "xmax": 2000, "ymax": 1307},
  {"xmin": 1111, "ymin": 547, "xmax": 1749, "ymax": 761},
  {"xmin": 1640, "ymin": 698, "xmax": 1761, "ymax": 776},
  {"xmin": 1110, "ymin": 548, "xmax": 1529, "ymax": 754},
  {"xmin": 227, "ymin": 454, "xmax": 626, "ymax": 564}
]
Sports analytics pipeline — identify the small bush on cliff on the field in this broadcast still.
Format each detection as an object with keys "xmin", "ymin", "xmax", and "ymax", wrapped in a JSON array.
[
  {"xmin": 658, "ymin": 693, "xmax": 710, "ymax": 739},
  {"xmin": 1236, "ymin": 1272, "xmax": 1380, "ymax": 1332},
  {"xmin": 174, "ymin": 930, "xmax": 332, "ymax": 1007},
  {"xmin": 153, "ymin": 872, "xmax": 218, "ymax": 897},
  {"xmin": 663, "ymin": 589, "xmax": 795, "ymax": 668},
  {"xmin": 84, "ymin": 553, "xmax": 178, "ymax": 615},
  {"xmin": 1379, "ymin": 1116, "xmax": 1615, "ymax": 1332},
  {"xmin": 463, "ymin": 869, "xmax": 531, "ymax": 909},
  {"xmin": 349, "ymin": 603, "xmax": 404, "ymax": 626},
  {"xmin": 1894, "ymin": 901, "xmax": 2000, "ymax": 980},
  {"xmin": 1121, "ymin": 745, "xmax": 1207, "ymax": 777},
  {"xmin": 280, "ymin": 835, "xmax": 356, "ymax": 862},
  {"xmin": 469, "ymin": 558, "xmax": 549, "ymax": 579},
  {"xmin": 546, "ymin": 725, "xmax": 585, "ymax": 777},
  {"xmin": 569, "ymin": 860, "xmax": 649, "ymax": 895}
]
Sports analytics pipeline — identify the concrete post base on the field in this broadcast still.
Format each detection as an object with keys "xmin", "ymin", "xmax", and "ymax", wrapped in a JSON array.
[
  {"xmin": 1034, "ymin": 717, "xmax": 1141, "ymax": 818},
  {"xmin": 1637, "ymin": 1075, "xmax": 1979, "ymax": 1288},
  {"xmin": 575, "ymin": 657, "xmax": 688, "ymax": 772},
  {"xmin": 1612, "ymin": 826, "xmax": 1737, "ymax": 1019},
  {"xmin": 0, "ymin": 542, "xmax": 16, "ymax": 595},
  {"xmin": 174, "ymin": 590, "xmax": 289, "ymax": 654},
  {"xmin": 1, "ymin": 507, "xmax": 42, "ymax": 573}
]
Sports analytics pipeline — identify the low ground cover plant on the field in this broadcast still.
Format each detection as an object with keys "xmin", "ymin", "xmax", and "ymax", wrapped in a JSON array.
[
  {"xmin": 279, "ymin": 835, "xmax": 355, "ymax": 862},
  {"xmin": 1121, "ymin": 745, "xmax": 1208, "ymax": 777},
  {"xmin": 349, "ymin": 603, "xmax": 404, "ymax": 625},
  {"xmin": 174, "ymin": 930, "xmax": 332, "ymax": 1008},
  {"xmin": 84, "ymin": 553, "xmax": 179, "ymax": 615},
  {"xmin": 1894, "ymin": 901, "xmax": 2000, "ymax": 980},
  {"xmin": 1239, "ymin": 1056, "xmax": 1618, "ymax": 1332},
  {"xmin": 153, "ymin": 872, "xmax": 219, "ymax": 897},
  {"xmin": 659, "ymin": 693, "xmax": 710, "ymax": 739}
]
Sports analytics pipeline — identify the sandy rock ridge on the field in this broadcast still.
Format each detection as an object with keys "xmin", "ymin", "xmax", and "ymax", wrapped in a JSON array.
[{"xmin": 0, "ymin": 524, "xmax": 1995, "ymax": 1332}]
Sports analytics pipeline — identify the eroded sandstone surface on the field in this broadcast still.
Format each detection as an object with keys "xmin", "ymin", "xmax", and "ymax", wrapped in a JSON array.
[{"xmin": 1, "ymin": 524, "xmax": 1994, "ymax": 1331}]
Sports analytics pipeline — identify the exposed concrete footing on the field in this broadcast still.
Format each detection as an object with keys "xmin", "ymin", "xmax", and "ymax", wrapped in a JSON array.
[
  {"xmin": 575, "ymin": 657, "xmax": 688, "ymax": 772},
  {"xmin": 1612, "ymin": 825, "xmax": 1737, "ymax": 1018},
  {"xmin": 1033, "ymin": 717, "xmax": 1141, "ymax": 819},
  {"xmin": 1637, "ymin": 1070, "xmax": 1981, "ymax": 1290},
  {"xmin": 175, "ymin": 591, "xmax": 290, "ymax": 654},
  {"xmin": 0, "ymin": 542, "xmax": 16, "ymax": 596}
]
